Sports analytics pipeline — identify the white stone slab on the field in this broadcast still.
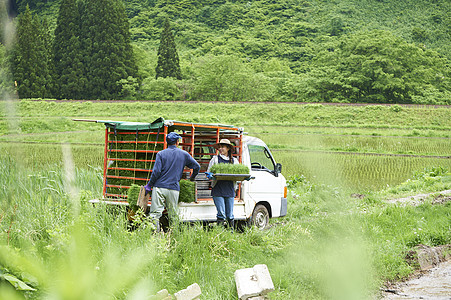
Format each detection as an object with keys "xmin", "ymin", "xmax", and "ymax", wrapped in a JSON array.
[
  {"xmin": 235, "ymin": 264, "xmax": 274, "ymax": 300},
  {"xmin": 174, "ymin": 283, "xmax": 202, "ymax": 300}
]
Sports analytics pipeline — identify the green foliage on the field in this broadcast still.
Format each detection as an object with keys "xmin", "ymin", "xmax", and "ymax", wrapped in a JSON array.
[
  {"xmin": 287, "ymin": 174, "xmax": 309, "ymax": 188},
  {"xmin": 190, "ymin": 55, "xmax": 275, "ymax": 101},
  {"xmin": 209, "ymin": 163, "xmax": 249, "ymax": 174},
  {"xmin": 155, "ymin": 18, "xmax": 182, "ymax": 80},
  {"xmin": 413, "ymin": 167, "xmax": 449, "ymax": 179},
  {"xmin": 179, "ymin": 179, "xmax": 196, "ymax": 203},
  {"xmin": 289, "ymin": 30, "xmax": 450, "ymax": 104},
  {"xmin": 0, "ymin": 265, "xmax": 36, "ymax": 292},
  {"xmin": 141, "ymin": 76, "xmax": 183, "ymax": 100},
  {"xmin": 287, "ymin": 175, "xmax": 451, "ymax": 287},
  {"xmin": 10, "ymin": 0, "xmax": 451, "ymax": 104},
  {"xmin": 117, "ymin": 76, "xmax": 139, "ymax": 99},
  {"xmin": 0, "ymin": 44, "xmax": 13, "ymax": 96},
  {"xmin": 0, "ymin": 2, "xmax": 6, "ymax": 43},
  {"xmin": 379, "ymin": 167, "xmax": 451, "ymax": 198}
]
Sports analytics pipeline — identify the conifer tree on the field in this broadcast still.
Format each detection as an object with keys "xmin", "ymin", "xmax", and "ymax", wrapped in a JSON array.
[
  {"xmin": 0, "ymin": 2, "xmax": 12, "ymax": 94},
  {"xmin": 80, "ymin": 0, "xmax": 138, "ymax": 99},
  {"xmin": 155, "ymin": 18, "xmax": 182, "ymax": 80},
  {"xmin": 0, "ymin": 1, "xmax": 6, "ymax": 43},
  {"xmin": 12, "ymin": 5, "xmax": 51, "ymax": 98},
  {"xmin": 53, "ymin": 0, "xmax": 85, "ymax": 99},
  {"xmin": 39, "ymin": 18, "xmax": 54, "ymax": 97}
]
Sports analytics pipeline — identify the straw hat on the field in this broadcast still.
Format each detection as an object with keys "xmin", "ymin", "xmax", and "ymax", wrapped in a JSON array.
[{"xmin": 213, "ymin": 139, "xmax": 234, "ymax": 150}]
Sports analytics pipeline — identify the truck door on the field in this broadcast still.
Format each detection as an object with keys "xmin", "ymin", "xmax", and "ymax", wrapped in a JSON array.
[{"xmin": 246, "ymin": 143, "xmax": 284, "ymax": 210}]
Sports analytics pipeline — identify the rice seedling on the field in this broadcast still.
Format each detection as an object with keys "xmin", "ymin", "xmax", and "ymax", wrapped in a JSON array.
[
  {"xmin": 275, "ymin": 151, "xmax": 451, "ymax": 192},
  {"xmin": 209, "ymin": 163, "xmax": 250, "ymax": 174},
  {"xmin": 179, "ymin": 180, "xmax": 196, "ymax": 203},
  {"xmin": 259, "ymin": 133, "xmax": 451, "ymax": 156}
]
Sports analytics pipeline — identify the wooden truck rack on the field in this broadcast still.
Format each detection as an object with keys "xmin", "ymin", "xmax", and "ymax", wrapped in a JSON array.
[{"xmin": 75, "ymin": 118, "xmax": 244, "ymax": 204}]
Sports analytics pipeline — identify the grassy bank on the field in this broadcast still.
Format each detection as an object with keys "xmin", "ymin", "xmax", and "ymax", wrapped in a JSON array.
[
  {"xmin": 1, "ymin": 101, "xmax": 450, "ymax": 135},
  {"xmin": 1, "ymin": 155, "xmax": 450, "ymax": 299}
]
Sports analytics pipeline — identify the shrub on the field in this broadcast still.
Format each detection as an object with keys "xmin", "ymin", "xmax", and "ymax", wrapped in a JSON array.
[
  {"xmin": 287, "ymin": 174, "xmax": 308, "ymax": 188},
  {"xmin": 140, "ymin": 77, "xmax": 182, "ymax": 100},
  {"xmin": 414, "ymin": 167, "xmax": 448, "ymax": 179}
]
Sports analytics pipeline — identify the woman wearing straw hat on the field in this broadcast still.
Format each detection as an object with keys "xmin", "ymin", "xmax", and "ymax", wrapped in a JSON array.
[{"xmin": 207, "ymin": 139, "xmax": 239, "ymax": 230}]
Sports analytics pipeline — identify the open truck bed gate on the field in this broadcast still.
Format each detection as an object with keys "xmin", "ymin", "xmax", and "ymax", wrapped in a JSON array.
[{"xmin": 102, "ymin": 120, "xmax": 243, "ymax": 203}]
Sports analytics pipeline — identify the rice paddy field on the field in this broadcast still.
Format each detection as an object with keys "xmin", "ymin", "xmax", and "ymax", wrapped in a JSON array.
[
  {"xmin": 0, "ymin": 132, "xmax": 449, "ymax": 193},
  {"xmin": 0, "ymin": 100, "xmax": 449, "ymax": 192}
]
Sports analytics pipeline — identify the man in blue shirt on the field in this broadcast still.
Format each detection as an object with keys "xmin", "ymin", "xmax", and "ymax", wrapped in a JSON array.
[{"xmin": 144, "ymin": 132, "xmax": 200, "ymax": 229}]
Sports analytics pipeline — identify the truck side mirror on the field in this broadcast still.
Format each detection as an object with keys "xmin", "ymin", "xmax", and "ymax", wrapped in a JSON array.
[{"xmin": 274, "ymin": 163, "xmax": 282, "ymax": 177}]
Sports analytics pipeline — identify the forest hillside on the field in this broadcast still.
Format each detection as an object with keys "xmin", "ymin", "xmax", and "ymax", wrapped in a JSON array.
[{"xmin": 2, "ymin": 0, "xmax": 450, "ymax": 103}]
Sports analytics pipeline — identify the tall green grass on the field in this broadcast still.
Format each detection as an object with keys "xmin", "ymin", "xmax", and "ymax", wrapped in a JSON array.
[
  {"xmin": 285, "ymin": 172, "xmax": 451, "ymax": 297},
  {"xmin": 1, "ymin": 155, "xmax": 450, "ymax": 299},
  {"xmin": 0, "ymin": 144, "xmax": 103, "ymax": 170},
  {"xmin": 0, "ymin": 154, "xmax": 164, "ymax": 299}
]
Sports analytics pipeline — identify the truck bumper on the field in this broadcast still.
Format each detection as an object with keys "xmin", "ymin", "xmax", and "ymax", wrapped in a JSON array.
[{"xmin": 280, "ymin": 197, "xmax": 288, "ymax": 217}]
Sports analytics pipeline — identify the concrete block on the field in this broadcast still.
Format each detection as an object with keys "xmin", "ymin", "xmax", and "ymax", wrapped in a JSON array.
[
  {"xmin": 150, "ymin": 289, "xmax": 172, "ymax": 300},
  {"xmin": 235, "ymin": 264, "xmax": 274, "ymax": 300},
  {"xmin": 174, "ymin": 283, "xmax": 202, "ymax": 300}
]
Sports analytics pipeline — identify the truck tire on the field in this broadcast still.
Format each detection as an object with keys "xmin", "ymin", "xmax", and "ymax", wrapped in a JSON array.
[{"xmin": 251, "ymin": 204, "xmax": 269, "ymax": 230}]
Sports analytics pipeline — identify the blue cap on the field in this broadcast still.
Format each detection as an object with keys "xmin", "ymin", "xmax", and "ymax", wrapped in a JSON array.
[{"xmin": 167, "ymin": 132, "xmax": 181, "ymax": 144}]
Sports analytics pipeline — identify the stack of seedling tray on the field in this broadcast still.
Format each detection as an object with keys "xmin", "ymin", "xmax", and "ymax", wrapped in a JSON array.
[
  {"xmin": 106, "ymin": 129, "xmax": 165, "ymax": 198},
  {"xmin": 194, "ymin": 173, "xmax": 212, "ymax": 199}
]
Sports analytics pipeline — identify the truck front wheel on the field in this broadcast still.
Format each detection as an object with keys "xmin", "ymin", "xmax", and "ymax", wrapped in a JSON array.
[{"xmin": 251, "ymin": 204, "xmax": 269, "ymax": 230}]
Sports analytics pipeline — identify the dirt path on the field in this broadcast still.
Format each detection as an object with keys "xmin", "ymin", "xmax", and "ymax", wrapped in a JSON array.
[
  {"xmin": 385, "ymin": 190, "xmax": 451, "ymax": 206},
  {"xmin": 3, "ymin": 99, "xmax": 449, "ymax": 108},
  {"xmin": 383, "ymin": 260, "xmax": 451, "ymax": 299},
  {"xmin": 381, "ymin": 192, "xmax": 451, "ymax": 299}
]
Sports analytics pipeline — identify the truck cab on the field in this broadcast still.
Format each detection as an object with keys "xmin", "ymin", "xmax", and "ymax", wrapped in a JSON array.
[
  {"xmin": 243, "ymin": 136, "xmax": 287, "ymax": 227},
  {"xmin": 179, "ymin": 135, "xmax": 287, "ymax": 229}
]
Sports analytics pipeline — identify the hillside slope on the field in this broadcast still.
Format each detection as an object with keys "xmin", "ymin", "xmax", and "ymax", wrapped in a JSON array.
[
  {"xmin": 6, "ymin": 0, "xmax": 451, "ymax": 103},
  {"xmin": 19, "ymin": 0, "xmax": 449, "ymax": 60}
]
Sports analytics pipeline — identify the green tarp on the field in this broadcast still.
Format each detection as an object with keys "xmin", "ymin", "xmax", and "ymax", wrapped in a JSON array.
[{"xmin": 97, "ymin": 117, "xmax": 165, "ymax": 131}]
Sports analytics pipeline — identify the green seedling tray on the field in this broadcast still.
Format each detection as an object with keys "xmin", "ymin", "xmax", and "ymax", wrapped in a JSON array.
[{"xmin": 213, "ymin": 173, "xmax": 252, "ymax": 181}]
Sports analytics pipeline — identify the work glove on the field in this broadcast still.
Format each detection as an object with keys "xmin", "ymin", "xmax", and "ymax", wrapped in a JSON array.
[
  {"xmin": 205, "ymin": 172, "xmax": 213, "ymax": 180},
  {"xmin": 144, "ymin": 184, "xmax": 152, "ymax": 196}
]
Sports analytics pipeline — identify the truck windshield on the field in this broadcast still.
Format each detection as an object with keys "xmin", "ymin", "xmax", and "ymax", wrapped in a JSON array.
[{"xmin": 248, "ymin": 145, "xmax": 275, "ymax": 172}]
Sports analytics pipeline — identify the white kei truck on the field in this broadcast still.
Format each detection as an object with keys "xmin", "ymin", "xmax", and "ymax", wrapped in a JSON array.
[{"xmin": 82, "ymin": 118, "xmax": 287, "ymax": 229}]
